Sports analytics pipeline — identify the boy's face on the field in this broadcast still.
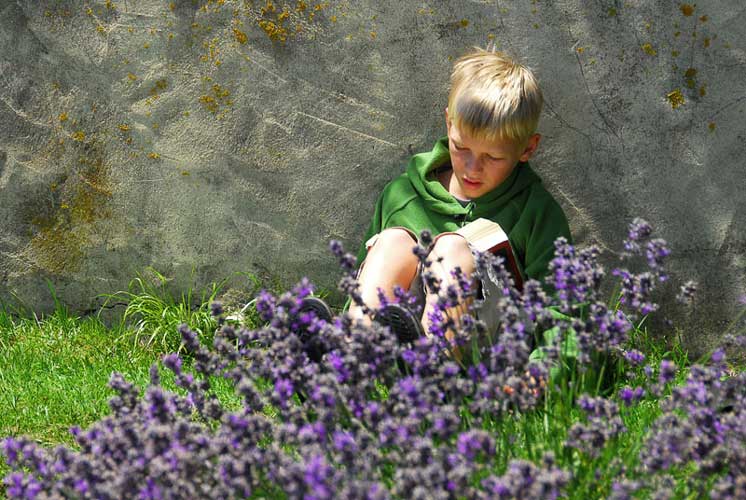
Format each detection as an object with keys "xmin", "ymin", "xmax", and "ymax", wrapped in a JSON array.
[{"xmin": 445, "ymin": 109, "xmax": 540, "ymax": 200}]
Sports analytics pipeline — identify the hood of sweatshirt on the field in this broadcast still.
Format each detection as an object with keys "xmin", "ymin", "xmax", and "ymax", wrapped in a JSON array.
[{"xmin": 405, "ymin": 137, "xmax": 542, "ymax": 219}]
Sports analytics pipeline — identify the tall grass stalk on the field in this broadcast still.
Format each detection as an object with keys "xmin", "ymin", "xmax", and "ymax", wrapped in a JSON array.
[{"xmin": 99, "ymin": 268, "xmax": 228, "ymax": 353}]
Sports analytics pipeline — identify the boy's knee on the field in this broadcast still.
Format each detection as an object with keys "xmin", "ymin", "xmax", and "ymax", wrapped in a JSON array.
[
  {"xmin": 371, "ymin": 227, "xmax": 418, "ymax": 254},
  {"xmin": 430, "ymin": 234, "xmax": 473, "ymax": 266}
]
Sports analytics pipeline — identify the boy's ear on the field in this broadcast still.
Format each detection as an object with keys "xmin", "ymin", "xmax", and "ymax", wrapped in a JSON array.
[
  {"xmin": 519, "ymin": 134, "xmax": 541, "ymax": 162},
  {"xmin": 445, "ymin": 107, "xmax": 450, "ymax": 132}
]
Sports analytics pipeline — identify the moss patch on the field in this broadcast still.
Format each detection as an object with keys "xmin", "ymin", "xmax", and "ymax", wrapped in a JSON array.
[{"xmin": 27, "ymin": 139, "xmax": 113, "ymax": 275}]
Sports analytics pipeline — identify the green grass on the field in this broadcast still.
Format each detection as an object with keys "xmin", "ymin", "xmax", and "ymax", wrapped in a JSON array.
[
  {"xmin": 98, "ymin": 268, "xmax": 228, "ymax": 353},
  {"xmin": 2, "ymin": 304, "xmax": 137, "ymax": 435},
  {"xmin": 0, "ymin": 270, "xmax": 269, "ymax": 443},
  {"xmin": 0, "ymin": 295, "xmax": 244, "ymax": 493}
]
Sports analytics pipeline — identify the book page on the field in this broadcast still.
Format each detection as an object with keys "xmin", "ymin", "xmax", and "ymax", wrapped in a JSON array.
[{"xmin": 456, "ymin": 218, "xmax": 508, "ymax": 253}]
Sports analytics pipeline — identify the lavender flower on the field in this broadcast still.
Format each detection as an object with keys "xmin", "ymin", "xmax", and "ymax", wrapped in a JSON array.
[
  {"xmin": 618, "ymin": 386, "xmax": 645, "ymax": 407},
  {"xmin": 612, "ymin": 268, "xmax": 658, "ymax": 316},
  {"xmin": 565, "ymin": 395, "xmax": 626, "ymax": 457},
  {"xmin": 329, "ymin": 240, "xmax": 356, "ymax": 274},
  {"xmin": 609, "ymin": 478, "xmax": 642, "ymax": 500},
  {"xmin": 255, "ymin": 290, "xmax": 276, "ymax": 322},
  {"xmin": 645, "ymin": 238, "xmax": 670, "ymax": 279},
  {"xmin": 210, "ymin": 301, "xmax": 224, "ymax": 317},
  {"xmin": 481, "ymin": 454, "xmax": 569, "ymax": 499},
  {"xmin": 623, "ymin": 349, "xmax": 646, "ymax": 366},
  {"xmin": 546, "ymin": 238, "xmax": 604, "ymax": 311},
  {"xmin": 659, "ymin": 360, "xmax": 676, "ymax": 385},
  {"xmin": 676, "ymin": 280, "xmax": 697, "ymax": 305},
  {"xmin": 622, "ymin": 218, "xmax": 653, "ymax": 255},
  {"xmin": 640, "ymin": 358, "xmax": 746, "ymax": 486},
  {"xmin": 455, "ymin": 430, "xmax": 496, "ymax": 462},
  {"xmin": 3, "ymin": 473, "xmax": 42, "ymax": 499}
]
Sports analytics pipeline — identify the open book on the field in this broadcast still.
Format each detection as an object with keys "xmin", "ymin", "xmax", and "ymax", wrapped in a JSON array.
[{"xmin": 456, "ymin": 218, "xmax": 524, "ymax": 291}]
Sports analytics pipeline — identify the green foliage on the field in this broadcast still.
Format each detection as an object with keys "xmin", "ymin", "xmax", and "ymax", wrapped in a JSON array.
[
  {"xmin": 99, "ymin": 268, "xmax": 227, "ymax": 353},
  {"xmin": 0, "ymin": 296, "xmax": 242, "ymax": 488}
]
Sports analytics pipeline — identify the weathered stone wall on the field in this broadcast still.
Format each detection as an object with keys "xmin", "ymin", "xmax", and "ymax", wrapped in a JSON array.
[{"xmin": 1, "ymin": 0, "xmax": 744, "ymax": 353}]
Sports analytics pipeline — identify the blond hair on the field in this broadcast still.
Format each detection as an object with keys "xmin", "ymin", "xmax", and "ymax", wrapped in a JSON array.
[{"xmin": 447, "ymin": 46, "xmax": 543, "ymax": 146}]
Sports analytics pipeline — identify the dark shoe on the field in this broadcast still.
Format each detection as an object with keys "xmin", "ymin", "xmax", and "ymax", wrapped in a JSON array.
[
  {"xmin": 297, "ymin": 296, "xmax": 333, "ymax": 324},
  {"xmin": 294, "ymin": 296, "xmax": 333, "ymax": 363},
  {"xmin": 374, "ymin": 303, "xmax": 424, "ymax": 345}
]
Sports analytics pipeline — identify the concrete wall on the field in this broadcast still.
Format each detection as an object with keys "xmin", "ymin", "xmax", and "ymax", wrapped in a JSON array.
[{"xmin": 1, "ymin": 0, "xmax": 744, "ymax": 353}]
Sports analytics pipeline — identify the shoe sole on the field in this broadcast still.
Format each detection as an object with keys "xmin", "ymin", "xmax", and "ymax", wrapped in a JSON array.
[
  {"xmin": 375, "ymin": 304, "xmax": 422, "ymax": 344},
  {"xmin": 298, "ymin": 297, "xmax": 333, "ymax": 323},
  {"xmin": 294, "ymin": 297, "xmax": 333, "ymax": 363}
]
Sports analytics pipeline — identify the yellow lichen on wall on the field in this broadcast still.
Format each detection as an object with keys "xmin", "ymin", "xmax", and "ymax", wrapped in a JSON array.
[
  {"xmin": 199, "ymin": 79, "xmax": 233, "ymax": 119},
  {"xmin": 218, "ymin": 0, "xmax": 337, "ymax": 44},
  {"xmin": 233, "ymin": 28, "xmax": 248, "ymax": 43},
  {"xmin": 666, "ymin": 89, "xmax": 685, "ymax": 109},
  {"xmin": 641, "ymin": 43, "xmax": 657, "ymax": 56},
  {"xmin": 29, "ymin": 223, "xmax": 88, "ymax": 274},
  {"xmin": 26, "ymin": 135, "xmax": 113, "ymax": 275}
]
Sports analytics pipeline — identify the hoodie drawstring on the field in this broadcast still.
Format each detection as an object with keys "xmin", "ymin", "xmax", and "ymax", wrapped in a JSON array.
[{"xmin": 461, "ymin": 202, "xmax": 475, "ymax": 227}]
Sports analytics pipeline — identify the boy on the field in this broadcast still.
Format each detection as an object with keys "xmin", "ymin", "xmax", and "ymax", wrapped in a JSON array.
[{"xmin": 346, "ymin": 46, "xmax": 572, "ymax": 347}]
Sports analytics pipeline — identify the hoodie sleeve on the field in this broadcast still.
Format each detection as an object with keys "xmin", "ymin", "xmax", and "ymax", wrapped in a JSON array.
[{"xmin": 523, "ymin": 193, "xmax": 572, "ymax": 285}]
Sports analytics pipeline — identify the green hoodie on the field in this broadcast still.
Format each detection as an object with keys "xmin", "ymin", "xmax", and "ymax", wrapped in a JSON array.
[{"xmin": 357, "ymin": 137, "xmax": 572, "ymax": 283}]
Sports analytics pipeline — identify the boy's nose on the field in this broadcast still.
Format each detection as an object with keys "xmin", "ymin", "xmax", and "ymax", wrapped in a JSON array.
[{"xmin": 465, "ymin": 156, "xmax": 483, "ymax": 172}]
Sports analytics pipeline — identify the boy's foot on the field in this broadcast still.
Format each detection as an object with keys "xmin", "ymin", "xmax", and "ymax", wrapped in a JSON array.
[
  {"xmin": 294, "ymin": 296, "xmax": 333, "ymax": 363},
  {"xmin": 296, "ymin": 296, "xmax": 333, "ymax": 324},
  {"xmin": 374, "ymin": 303, "xmax": 424, "ymax": 345}
]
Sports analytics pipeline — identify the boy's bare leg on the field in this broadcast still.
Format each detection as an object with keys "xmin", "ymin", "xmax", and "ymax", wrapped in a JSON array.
[
  {"xmin": 349, "ymin": 228, "xmax": 419, "ymax": 324},
  {"xmin": 421, "ymin": 234, "xmax": 477, "ymax": 361}
]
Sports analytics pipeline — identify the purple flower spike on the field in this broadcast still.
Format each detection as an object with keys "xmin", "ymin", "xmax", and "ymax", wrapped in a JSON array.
[
  {"xmin": 566, "ymin": 396, "xmax": 626, "ymax": 457},
  {"xmin": 623, "ymin": 218, "xmax": 653, "ymax": 255},
  {"xmin": 329, "ymin": 240, "xmax": 357, "ymax": 274},
  {"xmin": 255, "ymin": 290, "xmax": 276, "ymax": 321},
  {"xmin": 546, "ymin": 237, "xmax": 604, "ymax": 310},
  {"xmin": 375, "ymin": 287, "xmax": 390, "ymax": 309},
  {"xmin": 327, "ymin": 351, "xmax": 351, "ymax": 383},
  {"xmin": 4, "ymin": 472, "xmax": 42, "ymax": 499},
  {"xmin": 659, "ymin": 360, "xmax": 676, "ymax": 384},
  {"xmin": 456, "ymin": 430, "xmax": 495, "ymax": 462},
  {"xmin": 274, "ymin": 378, "xmax": 294, "ymax": 405},
  {"xmin": 645, "ymin": 239, "xmax": 670, "ymax": 276},
  {"xmin": 482, "ymin": 454, "xmax": 569, "ymax": 499},
  {"xmin": 292, "ymin": 277, "xmax": 315, "ymax": 299},
  {"xmin": 210, "ymin": 301, "xmax": 224, "ymax": 317},
  {"xmin": 624, "ymin": 349, "xmax": 645, "ymax": 366},
  {"xmin": 618, "ymin": 386, "xmax": 645, "ymax": 407},
  {"xmin": 162, "ymin": 353, "xmax": 183, "ymax": 375},
  {"xmin": 138, "ymin": 478, "xmax": 163, "ymax": 500},
  {"xmin": 676, "ymin": 280, "xmax": 697, "ymax": 305},
  {"xmin": 619, "ymin": 387, "xmax": 634, "ymax": 406},
  {"xmin": 711, "ymin": 349, "xmax": 725, "ymax": 364},
  {"xmin": 2, "ymin": 438, "xmax": 22, "ymax": 467},
  {"xmin": 304, "ymin": 455, "xmax": 334, "ymax": 500},
  {"xmin": 178, "ymin": 324, "xmax": 201, "ymax": 352}
]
